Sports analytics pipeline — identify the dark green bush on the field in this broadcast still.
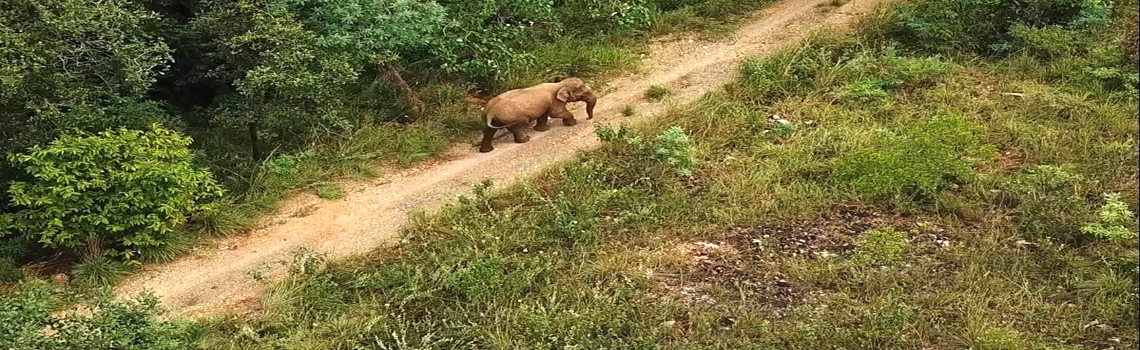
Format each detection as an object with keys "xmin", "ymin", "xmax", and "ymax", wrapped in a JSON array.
[
  {"xmin": 1, "ymin": 126, "xmax": 222, "ymax": 262},
  {"xmin": 0, "ymin": 0, "xmax": 174, "ymax": 188}
]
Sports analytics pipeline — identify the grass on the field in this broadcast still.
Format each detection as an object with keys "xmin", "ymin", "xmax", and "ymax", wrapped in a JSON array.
[
  {"xmin": 622, "ymin": 105, "xmax": 637, "ymax": 116},
  {"xmin": 197, "ymin": 7, "xmax": 1139, "ymax": 350},
  {"xmin": 645, "ymin": 85, "xmax": 673, "ymax": 101},
  {"xmin": 313, "ymin": 183, "xmax": 345, "ymax": 200}
]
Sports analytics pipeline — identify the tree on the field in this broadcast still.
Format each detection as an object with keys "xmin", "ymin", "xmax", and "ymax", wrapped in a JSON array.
[{"xmin": 0, "ymin": 0, "xmax": 173, "ymax": 189}]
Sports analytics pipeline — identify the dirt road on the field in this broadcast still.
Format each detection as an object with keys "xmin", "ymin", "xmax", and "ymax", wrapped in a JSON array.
[{"xmin": 116, "ymin": 0, "xmax": 887, "ymax": 318}]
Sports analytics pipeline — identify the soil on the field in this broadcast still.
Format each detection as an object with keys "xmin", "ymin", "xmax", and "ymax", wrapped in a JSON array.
[
  {"xmin": 652, "ymin": 206, "xmax": 955, "ymax": 322},
  {"xmin": 115, "ymin": 0, "xmax": 890, "ymax": 319}
]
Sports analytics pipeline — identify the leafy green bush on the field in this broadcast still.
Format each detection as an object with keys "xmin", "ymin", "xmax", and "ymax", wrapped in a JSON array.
[
  {"xmin": 0, "ymin": 281, "xmax": 201, "ymax": 349},
  {"xmin": 1082, "ymin": 193, "xmax": 1137, "ymax": 241},
  {"xmin": 834, "ymin": 115, "xmax": 992, "ymax": 199},
  {"xmin": 885, "ymin": 0, "xmax": 1111, "ymax": 55},
  {"xmin": 1, "ymin": 126, "xmax": 222, "ymax": 262},
  {"xmin": 0, "ymin": 0, "xmax": 174, "ymax": 188},
  {"xmin": 853, "ymin": 228, "xmax": 909, "ymax": 266}
]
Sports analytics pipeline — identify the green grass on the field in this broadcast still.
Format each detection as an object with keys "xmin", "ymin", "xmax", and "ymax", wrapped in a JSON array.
[
  {"xmin": 196, "ymin": 9, "xmax": 1139, "ymax": 349},
  {"xmin": 645, "ymin": 85, "xmax": 673, "ymax": 101},
  {"xmin": 313, "ymin": 183, "xmax": 345, "ymax": 200}
]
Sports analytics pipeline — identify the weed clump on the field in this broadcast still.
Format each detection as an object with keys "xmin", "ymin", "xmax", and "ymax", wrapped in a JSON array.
[
  {"xmin": 852, "ymin": 228, "xmax": 908, "ymax": 266},
  {"xmin": 1082, "ymin": 193, "xmax": 1137, "ymax": 241},
  {"xmin": 645, "ymin": 85, "xmax": 672, "ymax": 101}
]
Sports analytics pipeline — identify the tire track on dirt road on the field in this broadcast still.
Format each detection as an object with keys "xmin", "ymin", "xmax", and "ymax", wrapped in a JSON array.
[{"xmin": 117, "ymin": 0, "xmax": 888, "ymax": 318}]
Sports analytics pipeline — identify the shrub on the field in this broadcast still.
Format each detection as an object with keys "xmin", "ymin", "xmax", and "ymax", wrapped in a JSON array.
[
  {"xmin": 852, "ymin": 228, "xmax": 908, "ymax": 266},
  {"xmin": 596, "ymin": 124, "xmax": 698, "ymax": 176},
  {"xmin": 654, "ymin": 126, "xmax": 698, "ymax": 176},
  {"xmin": 1, "ymin": 126, "xmax": 223, "ymax": 262},
  {"xmin": 1082, "ymin": 193, "xmax": 1137, "ymax": 241},
  {"xmin": 833, "ymin": 115, "xmax": 993, "ymax": 199},
  {"xmin": 0, "ymin": 281, "xmax": 201, "ymax": 349},
  {"xmin": 886, "ymin": 0, "xmax": 1112, "ymax": 55}
]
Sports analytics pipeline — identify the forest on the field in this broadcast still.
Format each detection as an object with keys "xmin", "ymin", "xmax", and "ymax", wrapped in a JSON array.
[{"xmin": 1, "ymin": 0, "xmax": 1138, "ymax": 348}]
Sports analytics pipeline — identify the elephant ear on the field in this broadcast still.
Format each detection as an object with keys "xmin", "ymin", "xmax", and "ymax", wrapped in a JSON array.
[{"xmin": 556, "ymin": 86, "xmax": 572, "ymax": 102}]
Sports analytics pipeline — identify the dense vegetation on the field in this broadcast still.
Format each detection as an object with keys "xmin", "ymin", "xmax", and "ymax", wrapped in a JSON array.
[
  {"xmin": 0, "ymin": 0, "xmax": 769, "ymax": 278},
  {"xmin": 1, "ymin": 0, "xmax": 1137, "ymax": 348}
]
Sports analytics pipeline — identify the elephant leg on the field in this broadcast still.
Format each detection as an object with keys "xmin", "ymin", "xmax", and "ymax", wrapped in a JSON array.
[
  {"xmin": 509, "ymin": 123, "xmax": 530, "ymax": 143},
  {"xmin": 535, "ymin": 115, "xmax": 551, "ymax": 131},
  {"xmin": 551, "ymin": 108, "xmax": 577, "ymax": 126},
  {"xmin": 562, "ymin": 116, "xmax": 578, "ymax": 127},
  {"xmin": 479, "ymin": 126, "xmax": 497, "ymax": 153}
]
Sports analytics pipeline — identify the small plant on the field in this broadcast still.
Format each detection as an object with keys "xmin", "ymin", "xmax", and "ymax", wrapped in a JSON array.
[
  {"xmin": 644, "ymin": 85, "xmax": 672, "ymax": 101},
  {"xmin": 314, "ymin": 183, "xmax": 345, "ymax": 200},
  {"xmin": 289, "ymin": 247, "xmax": 327, "ymax": 276},
  {"xmin": 654, "ymin": 126, "xmax": 697, "ymax": 176},
  {"xmin": 1082, "ymin": 193, "xmax": 1137, "ymax": 241},
  {"xmin": 621, "ymin": 105, "xmax": 636, "ymax": 116},
  {"xmin": 0, "ymin": 257, "xmax": 22, "ymax": 284},
  {"xmin": 853, "ymin": 228, "xmax": 908, "ymax": 266},
  {"xmin": 73, "ymin": 255, "xmax": 128, "ymax": 286}
]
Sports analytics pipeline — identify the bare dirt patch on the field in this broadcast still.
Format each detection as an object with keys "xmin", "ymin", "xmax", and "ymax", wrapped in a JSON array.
[{"xmin": 651, "ymin": 206, "xmax": 956, "ymax": 320}]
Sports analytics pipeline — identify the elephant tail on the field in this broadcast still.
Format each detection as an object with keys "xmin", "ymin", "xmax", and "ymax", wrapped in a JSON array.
[{"xmin": 485, "ymin": 116, "xmax": 520, "ymax": 129}]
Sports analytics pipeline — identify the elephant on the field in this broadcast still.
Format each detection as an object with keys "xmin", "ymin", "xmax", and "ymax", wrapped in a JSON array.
[{"xmin": 479, "ymin": 77, "xmax": 597, "ymax": 153}]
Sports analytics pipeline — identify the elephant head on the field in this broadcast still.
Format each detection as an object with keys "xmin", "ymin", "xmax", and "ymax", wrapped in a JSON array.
[{"xmin": 555, "ymin": 78, "xmax": 597, "ymax": 120}]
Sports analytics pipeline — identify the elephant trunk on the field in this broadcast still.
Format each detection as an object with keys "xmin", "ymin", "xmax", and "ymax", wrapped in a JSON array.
[{"xmin": 582, "ymin": 92, "xmax": 597, "ymax": 120}]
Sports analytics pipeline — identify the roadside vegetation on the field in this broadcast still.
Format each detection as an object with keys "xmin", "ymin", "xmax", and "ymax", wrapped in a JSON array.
[
  {"xmin": 3, "ymin": 0, "xmax": 1138, "ymax": 348},
  {"xmin": 0, "ymin": 0, "xmax": 775, "ymax": 283}
]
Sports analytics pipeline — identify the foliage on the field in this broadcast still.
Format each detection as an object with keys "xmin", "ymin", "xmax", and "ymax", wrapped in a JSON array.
[
  {"xmin": 1, "ymin": 126, "xmax": 223, "ymax": 262},
  {"xmin": 596, "ymin": 123, "xmax": 697, "ymax": 176},
  {"xmin": 1005, "ymin": 165, "xmax": 1092, "ymax": 238},
  {"xmin": 885, "ymin": 0, "xmax": 1112, "ymax": 55},
  {"xmin": 833, "ymin": 115, "xmax": 993, "ymax": 199},
  {"xmin": 1082, "ymin": 193, "xmax": 1138, "ymax": 241},
  {"xmin": 72, "ymin": 256, "xmax": 129, "ymax": 286},
  {"xmin": 0, "ymin": 281, "xmax": 201, "ymax": 349},
  {"xmin": 313, "ymin": 183, "xmax": 345, "ymax": 200},
  {"xmin": 653, "ymin": 126, "xmax": 697, "ymax": 176},
  {"xmin": 0, "ymin": 0, "xmax": 174, "ymax": 189}
]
